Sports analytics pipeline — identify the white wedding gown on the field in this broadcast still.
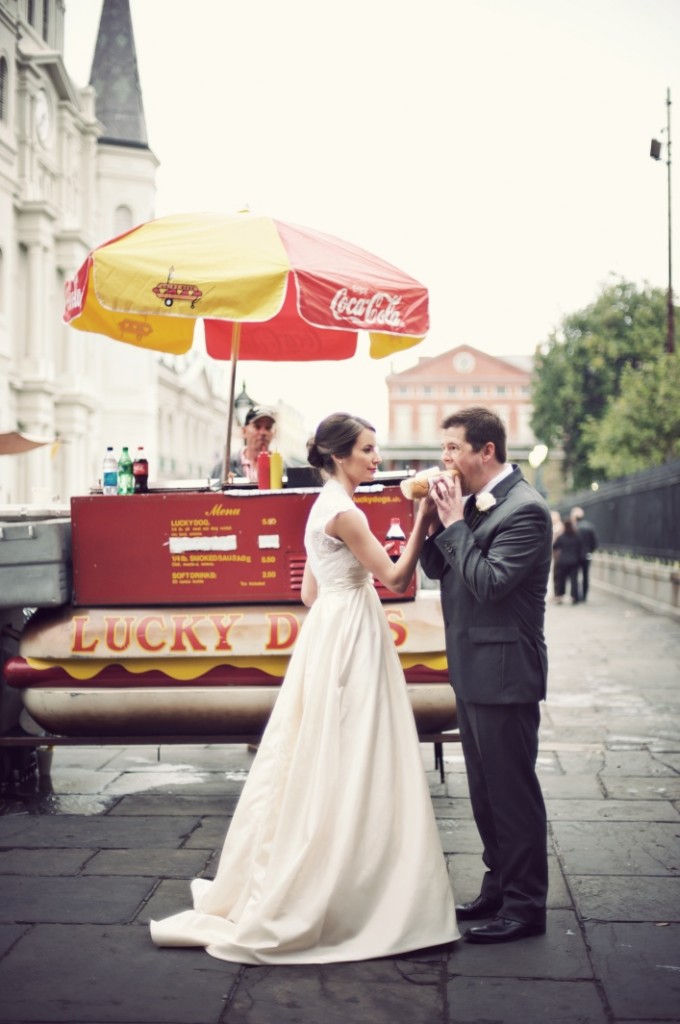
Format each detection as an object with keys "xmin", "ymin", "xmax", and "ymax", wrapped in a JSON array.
[{"xmin": 150, "ymin": 479, "xmax": 459, "ymax": 964}]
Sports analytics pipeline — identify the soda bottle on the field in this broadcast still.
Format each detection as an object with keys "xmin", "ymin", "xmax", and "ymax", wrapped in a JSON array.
[
  {"xmin": 257, "ymin": 451, "xmax": 271, "ymax": 489},
  {"xmin": 102, "ymin": 446, "xmax": 118, "ymax": 495},
  {"xmin": 385, "ymin": 517, "xmax": 406, "ymax": 562},
  {"xmin": 117, "ymin": 446, "xmax": 134, "ymax": 495},
  {"xmin": 133, "ymin": 446, "xmax": 149, "ymax": 493}
]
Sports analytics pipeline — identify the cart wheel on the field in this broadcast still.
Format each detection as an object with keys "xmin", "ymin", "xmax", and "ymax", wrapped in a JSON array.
[{"xmin": 164, "ymin": 298, "xmax": 173, "ymax": 307}]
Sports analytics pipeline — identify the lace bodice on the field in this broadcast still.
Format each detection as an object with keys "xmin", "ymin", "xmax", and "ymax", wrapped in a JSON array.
[{"xmin": 304, "ymin": 479, "xmax": 371, "ymax": 590}]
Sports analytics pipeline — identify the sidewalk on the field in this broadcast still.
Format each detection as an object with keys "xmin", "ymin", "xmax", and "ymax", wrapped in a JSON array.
[{"xmin": 0, "ymin": 588, "xmax": 678, "ymax": 1024}]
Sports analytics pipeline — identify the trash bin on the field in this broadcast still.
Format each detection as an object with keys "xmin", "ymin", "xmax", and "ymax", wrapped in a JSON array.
[
  {"xmin": 0, "ymin": 513, "xmax": 71, "ymax": 790},
  {"xmin": 0, "ymin": 606, "xmax": 38, "ymax": 790}
]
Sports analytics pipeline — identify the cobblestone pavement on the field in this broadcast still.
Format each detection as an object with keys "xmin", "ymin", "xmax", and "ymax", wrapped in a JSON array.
[{"xmin": 0, "ymin": 588, "xmax": 679, "ymax": 1023}]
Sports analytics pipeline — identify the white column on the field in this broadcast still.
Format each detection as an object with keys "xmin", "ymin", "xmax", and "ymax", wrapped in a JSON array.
[{"xmin": 25, "ymin": 242, "xmax": 44, "ymax": 363}]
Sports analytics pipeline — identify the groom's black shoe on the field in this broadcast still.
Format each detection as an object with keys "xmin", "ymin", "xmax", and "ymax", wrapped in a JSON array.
[
  {"xmin": 464, "ymin": 916, "xmax": 546, "ymax": 944},
  {"xmin": 454, "ymin": 895, "xmax": 502, "ymax": 921}
]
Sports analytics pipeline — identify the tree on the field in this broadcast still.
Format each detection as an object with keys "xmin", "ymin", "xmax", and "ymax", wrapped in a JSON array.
[
  {"xmin": 584, "ymin": 351, "xmax": 680, "ymax": 477},
  {"xmin": 530, "ymin": 278, "xmax": 667, "ymax": 489}
]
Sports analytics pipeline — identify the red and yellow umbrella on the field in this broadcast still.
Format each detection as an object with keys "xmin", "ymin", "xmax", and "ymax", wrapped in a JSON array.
[{"xmin": 64, "ymin": 211, "xmax": 430, "ymax": 478}]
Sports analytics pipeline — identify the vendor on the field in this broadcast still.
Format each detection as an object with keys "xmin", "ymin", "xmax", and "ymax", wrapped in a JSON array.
[{"xmin": 212, "ymin": 406, "xmax": 278, "ymax": 482}]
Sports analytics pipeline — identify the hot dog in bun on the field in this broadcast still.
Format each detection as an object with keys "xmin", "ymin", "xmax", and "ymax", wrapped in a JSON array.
[{"xmin": 400, "ymin": 467, "xmax": 459, "ymax": 500}]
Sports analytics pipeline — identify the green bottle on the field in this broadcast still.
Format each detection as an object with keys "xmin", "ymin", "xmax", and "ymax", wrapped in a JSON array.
[{"xmin": 117, "ymin": 446, "xmax": 134, "ymax": 495}]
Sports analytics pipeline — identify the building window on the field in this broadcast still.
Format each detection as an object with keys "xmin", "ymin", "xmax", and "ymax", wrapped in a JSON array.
[
  {"xmin": 27, "ymin": 1, "xmax": 35, "ymax": 27},
  {"xmin": 418, "ymin": 404, "xmax": 438, "ymax": 439},
  {"xmin": 518, "ymin": 406, "xmax": 534, "ymax": 443},
  {"xmin": 472, "ymin": 385, "xmax": 482, "ymax": 395},
  {"xmin": 393, "ymin": 406, "xmax": 412, "ymax": 441},
  {"xmin": 398, "ymin": 385, "xmax": 408, "ymax": 395},
  {"xmin": 496, "ymin": 385, "xmax": 506, "ymax": 395},
  {"xmin": 114, "ymin": 205, "xmax": 133, "ymax": 234},
  {"xmin": 446, "ymin": 385, "xmax": 458, "ymax": 395},
  {"xmin": 42, "ymin": 0, "xmax": 50, "ymax": 41},
  {"xmin": 0, "ymin": 58, "xmax": 7, "ymax": 121},
  {"xmin": 494, "ymin": 406, "xmax": 511, "ymax": 434},
  {"xmin": 422, "ymin": 385, "xmax": 432, "ymax": 395}
]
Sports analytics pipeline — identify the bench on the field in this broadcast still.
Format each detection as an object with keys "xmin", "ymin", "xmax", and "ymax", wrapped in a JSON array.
[{"xmin": 0, "ymin": 731, "xmax": 461, "ymax": 784}]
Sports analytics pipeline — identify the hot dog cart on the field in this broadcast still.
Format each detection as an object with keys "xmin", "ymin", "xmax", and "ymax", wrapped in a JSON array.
[{"xmin": 0, "ymin": 477, "xmax": 456, "ymax": 786}]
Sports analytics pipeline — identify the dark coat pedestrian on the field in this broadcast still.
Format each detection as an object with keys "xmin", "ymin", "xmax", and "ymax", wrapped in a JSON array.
[
  {"xmin": 571, "ymin": 506, "xmax": 599, "ymax": 601},
  {"xmin": 552, "ymin": 518, "xmax": 583, "ymax": 603}
]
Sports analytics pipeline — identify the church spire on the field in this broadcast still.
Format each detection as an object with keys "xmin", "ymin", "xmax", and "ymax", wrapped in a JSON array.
[{"xmin": 89, "ymin": 0, "xmax": 149, "ymax": 148}]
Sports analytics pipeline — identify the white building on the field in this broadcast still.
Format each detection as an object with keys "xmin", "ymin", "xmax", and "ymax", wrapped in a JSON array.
[{"xmin": 0, "ymin": 0, "xmax": 292, "ymax": 504}]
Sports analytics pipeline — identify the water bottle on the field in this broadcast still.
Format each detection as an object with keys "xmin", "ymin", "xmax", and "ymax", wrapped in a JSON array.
[
  {"xmin": 133, "ymin": 446, "xmax": 149, "ymax": 493},
  {"xmin": 102, "ymin": 447, "xmax": 118, "ymax": 495},
  {"xmin": 117, "ymin": 446, "xmax": 134, "ymax": 495},
  {"xmin": 385, "ymin": 517, "xmax": 406, "ymax": 562}
]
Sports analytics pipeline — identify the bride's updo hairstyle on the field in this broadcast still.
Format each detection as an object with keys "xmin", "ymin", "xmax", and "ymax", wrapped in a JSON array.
[{"xmin": 307, "ymin": 413, "xmax": 375, "ymax": 476}]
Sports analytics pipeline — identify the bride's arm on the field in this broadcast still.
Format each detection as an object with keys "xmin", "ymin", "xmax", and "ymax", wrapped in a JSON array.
[
  {"xmin": 331, "ymin": 501, "xmax": 431, "ymax": 594},
  {"xmin": 301, "ymin": 560, "xmax": 318, "ymax": 607}
]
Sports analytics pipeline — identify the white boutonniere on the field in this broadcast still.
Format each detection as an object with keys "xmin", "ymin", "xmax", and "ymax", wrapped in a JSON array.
[{"xmin": 475, "ymin": 492, "xmax": 497, "ymax": 513}]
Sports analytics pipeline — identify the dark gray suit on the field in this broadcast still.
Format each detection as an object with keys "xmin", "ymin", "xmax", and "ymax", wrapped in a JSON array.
[{"xmin": 420, "ymin": 466, "xmax": 552, "ymax": 924}]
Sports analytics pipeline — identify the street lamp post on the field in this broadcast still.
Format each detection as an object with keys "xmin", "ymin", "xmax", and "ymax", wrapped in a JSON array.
[
  {"xmin": 650, "ymin": 88, "xmax": 675, "ymax": 355},
  {"xmin": 234, "ymin": 382, "xmax": 255, "ymax": 428}
]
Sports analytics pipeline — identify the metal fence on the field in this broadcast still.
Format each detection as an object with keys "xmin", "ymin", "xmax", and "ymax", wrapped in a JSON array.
[{"xmin": 557, "ymin": 458, "xmax": 680, "ymax": 563}]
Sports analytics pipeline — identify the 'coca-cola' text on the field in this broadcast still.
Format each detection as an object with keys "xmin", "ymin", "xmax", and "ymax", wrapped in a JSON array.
[{"xmin": 330, "ymin": 288, "xmax": 404, "ymax": 329}]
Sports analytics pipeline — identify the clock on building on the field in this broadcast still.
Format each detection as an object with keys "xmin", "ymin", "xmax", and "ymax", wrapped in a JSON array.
[
  {"xmin": 35, "ymin": 89, "xmax": 52, "ymax": 147},
  {"xmin": 453, "ymin": 351, "xmax": 475, "ymax": 374}
]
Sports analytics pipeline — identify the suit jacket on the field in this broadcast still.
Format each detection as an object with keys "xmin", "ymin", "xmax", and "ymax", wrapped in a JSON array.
[
  {"xmin": 420, "ymin": 466, "xmax": 552, "ymax": 705},
  {"xmin": 576, "ymin": 518, "xmax": 598, "ymax": 559}
]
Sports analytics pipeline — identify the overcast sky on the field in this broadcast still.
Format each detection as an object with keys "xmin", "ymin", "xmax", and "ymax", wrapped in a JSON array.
[{"xmin": 63, "ymin": 0, "xmax": 679, "ymax": 437}]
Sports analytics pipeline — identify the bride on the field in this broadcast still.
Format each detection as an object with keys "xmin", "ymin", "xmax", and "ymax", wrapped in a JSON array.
[{"xmin": 150, "ymin": 412, "xmax": 459, "ymax": 964}]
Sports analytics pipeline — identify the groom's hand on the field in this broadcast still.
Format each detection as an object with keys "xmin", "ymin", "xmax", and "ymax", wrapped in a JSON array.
[{"xmin": 432, "ymin": 473, "xmax": 464, "ymax": 528}]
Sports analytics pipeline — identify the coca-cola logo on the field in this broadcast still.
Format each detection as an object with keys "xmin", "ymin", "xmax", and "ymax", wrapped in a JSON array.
[
  {"xmin": 64, "ymin": 281, "xmax": 83, "ymax": 313},
  {"xmin": 330, "ymin": 288, "xmax": 404, "ymax": 329}
]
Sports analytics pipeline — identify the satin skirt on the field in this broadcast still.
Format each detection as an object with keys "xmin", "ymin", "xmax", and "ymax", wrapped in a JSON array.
[{"xmin": 150, "ymin": 581, "xmax": 459, "ymax": 964}]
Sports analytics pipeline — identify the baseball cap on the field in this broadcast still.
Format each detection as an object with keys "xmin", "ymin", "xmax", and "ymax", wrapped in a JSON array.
[{"xmin": 245, "ymin": 406, "xmax": 276, "ymax": 426}]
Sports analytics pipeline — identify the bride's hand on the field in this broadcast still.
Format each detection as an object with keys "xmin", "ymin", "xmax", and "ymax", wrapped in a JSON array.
[{"xmin": 415, "ymin": 491, "xmax": 439, "ymax": 530}]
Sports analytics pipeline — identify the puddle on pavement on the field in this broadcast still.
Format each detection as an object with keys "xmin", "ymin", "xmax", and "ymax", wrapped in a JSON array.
[
  {"xmin": 1, "ymin": 790, "xmax": 117, "ymax": 816},
  {"xmin": 98, "ymin": 764, "xmax": 212, "ymax": 796},
  {"xmin": 1, "ymin": 760, "xmax": 248, "ymax": 815}
]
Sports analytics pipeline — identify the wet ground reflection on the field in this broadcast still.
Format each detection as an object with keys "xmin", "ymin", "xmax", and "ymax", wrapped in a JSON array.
[{"xmin": 0, "ymin": 757, "xmax": 245, "ymax": 815}]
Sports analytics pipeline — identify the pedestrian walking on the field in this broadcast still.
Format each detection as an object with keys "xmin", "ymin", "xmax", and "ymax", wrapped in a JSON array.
[
  {"xmin": 571, "ymin": 506, "xmax": 599, "ymax": 601},
  {"xmin": 549, "ymin": 509, "xmax": 564, "ymax": 600},
  {"xmin": 553, "ymin": 517, "xmax": 583, "ymax": 604}
]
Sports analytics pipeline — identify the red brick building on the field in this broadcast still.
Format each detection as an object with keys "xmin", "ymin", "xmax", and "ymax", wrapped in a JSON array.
[{"xmin": 383, "ymin": 344, "xmax": 537, "ymax": 469}]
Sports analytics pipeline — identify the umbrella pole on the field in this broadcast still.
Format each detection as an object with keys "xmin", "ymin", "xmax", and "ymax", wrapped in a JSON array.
[{"xmin": 222, "ymin": 322, "xmax": 241, "ymax": 487}]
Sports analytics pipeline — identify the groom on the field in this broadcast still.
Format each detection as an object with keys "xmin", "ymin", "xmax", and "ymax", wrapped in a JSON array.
[{"xmin": 420, "ymin": 407, "xmax": 552, "ymax": 944}]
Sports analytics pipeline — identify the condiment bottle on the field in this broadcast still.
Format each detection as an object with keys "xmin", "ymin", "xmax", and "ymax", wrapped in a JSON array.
[
  {"xmin": 257, "ymin": 451, "xmax": 271, "ymax": 489},
  {"xmin": 270, "ymin": 451, "xmax": 283, "ymax": 489}
]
